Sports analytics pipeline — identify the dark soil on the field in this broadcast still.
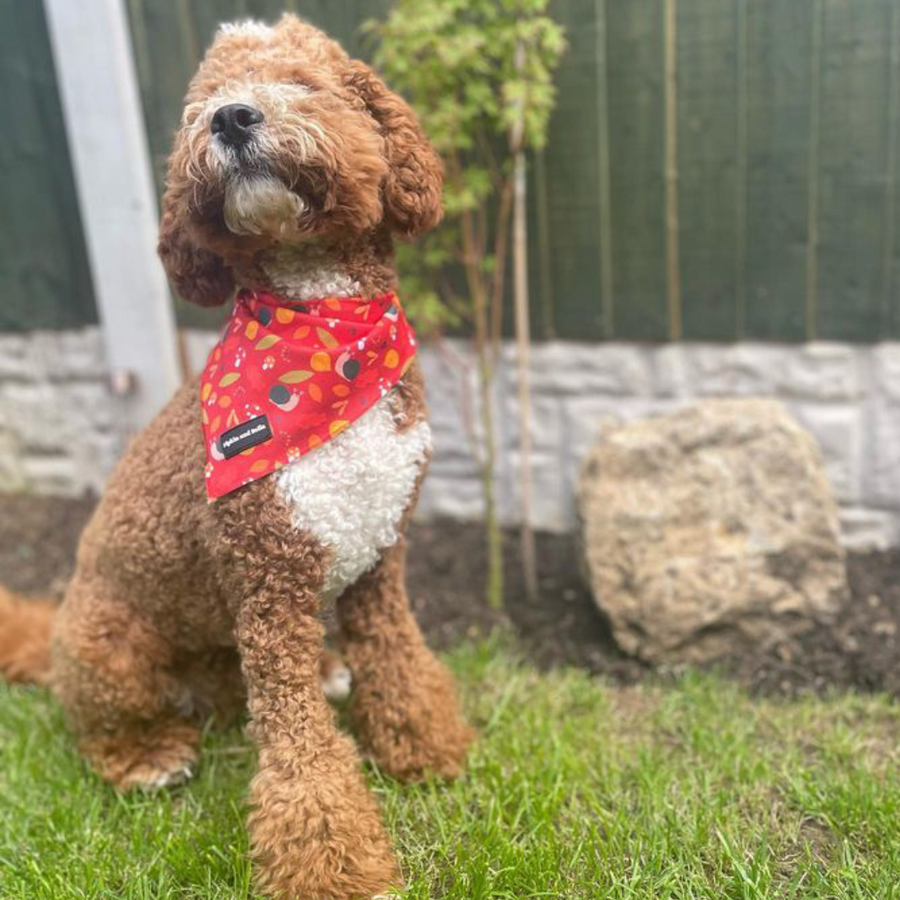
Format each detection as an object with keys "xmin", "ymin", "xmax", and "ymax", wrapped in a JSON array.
[
  {"xmin": 0, "ymin": 493, "xmax": 97, "ymax": 600},
  {"xmin": 3, "ymin": 492, "xmax": 900, "ymax": 698}
]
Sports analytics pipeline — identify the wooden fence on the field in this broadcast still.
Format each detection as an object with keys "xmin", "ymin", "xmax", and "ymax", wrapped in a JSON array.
[
  {"xmin": 537, "ymin": 0, "xmax": 900, "ymax": 342},
  {"xmin": 4, "ymin": 0, "xmax": 900, "ymax": 342},
  {"xmin": 0, "ymin": 0, "xmax": 96, "ymax": 330}
]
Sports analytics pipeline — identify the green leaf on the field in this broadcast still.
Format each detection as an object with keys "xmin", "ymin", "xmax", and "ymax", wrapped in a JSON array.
[{"xmin": 279, "ymin": 370, "xmax": 313, "ymax": 383}]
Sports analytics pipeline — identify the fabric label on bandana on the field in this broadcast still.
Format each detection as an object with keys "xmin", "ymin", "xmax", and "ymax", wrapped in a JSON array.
[
  {"xmin": 200, "ymin": 289, "xmax": 417, "ymax": 500},
  {"xmin": 219, "ymin": 415, "xmax": 273, "ymax": 459}
]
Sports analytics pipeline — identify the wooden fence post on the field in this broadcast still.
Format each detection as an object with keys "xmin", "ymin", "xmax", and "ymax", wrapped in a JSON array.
[
  {"xmin": 663, "ymin": 0, "xmax": 682, "ymax": 341},
  {"xmin": 43, "ymin": 0, "xmax": 181, "ymax": 432}
]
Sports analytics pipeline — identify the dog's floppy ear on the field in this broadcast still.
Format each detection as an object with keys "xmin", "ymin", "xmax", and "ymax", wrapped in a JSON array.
[
  {"xmin": 344, "ymin": 60, "xmax": 443, "ymax": 237},
  {"xmin": 157, "ymin": 183, "xmax": 235, "ymax": 307}
]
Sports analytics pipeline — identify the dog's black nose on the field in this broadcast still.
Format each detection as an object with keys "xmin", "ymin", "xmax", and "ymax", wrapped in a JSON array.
[{"xmin": 210, "ymin": 103, "xmax": 264, "ymax": 144}]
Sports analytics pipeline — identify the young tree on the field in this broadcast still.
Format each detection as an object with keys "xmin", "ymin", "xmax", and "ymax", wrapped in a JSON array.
[{"xmin": 370, "ymin": 0, "xmax": 565, "ymax": 609}]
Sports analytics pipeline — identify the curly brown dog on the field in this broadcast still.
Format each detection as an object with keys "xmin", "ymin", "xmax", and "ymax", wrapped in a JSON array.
[{"xmin": 0, "ymin": 15, "xmax": 473, "ymax": 900}]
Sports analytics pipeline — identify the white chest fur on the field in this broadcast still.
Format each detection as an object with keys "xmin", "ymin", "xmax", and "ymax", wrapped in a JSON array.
[{"xmin": 275, "ymin": 393, "xmax": 431, "ymax": 600}]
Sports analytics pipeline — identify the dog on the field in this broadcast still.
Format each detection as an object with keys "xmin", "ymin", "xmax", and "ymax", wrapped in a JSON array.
[{"xmin": 0, "ymin": 15, "xmax": 473, "ymax": 900}]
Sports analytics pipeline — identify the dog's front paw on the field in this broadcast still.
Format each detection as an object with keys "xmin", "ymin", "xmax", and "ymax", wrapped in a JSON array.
[{"xmin": 249, "ymin": 747, "xmax": 400, "ymax": 900}]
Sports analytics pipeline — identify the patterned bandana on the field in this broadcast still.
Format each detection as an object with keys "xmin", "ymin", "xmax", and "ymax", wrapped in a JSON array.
[{"xmin": 200, "ymin": 289, "xmax": 417, "ymax": 500}]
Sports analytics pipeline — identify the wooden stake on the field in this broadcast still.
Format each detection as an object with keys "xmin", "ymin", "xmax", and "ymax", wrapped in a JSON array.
[
  {"xmin": 734, "ymin": 0, "xmax": 748, "ymax": 339},
  {"xmin": 595, "ymin": 0, "xmax": 615, "ymax": 337},
  {"xmin": 805, "ymin": 0, "xmax": 823, "ymax": 341},
  {"xmin": 512, "ymin": 41, "xmax": 538, "ymax": 600},
  {"xmin": 882, "ymin": 0, "xmax": 900, "ymax": 330},
  {"xmin": 664, "ymin": 0, "xmax": 682, "ymax": 341}
]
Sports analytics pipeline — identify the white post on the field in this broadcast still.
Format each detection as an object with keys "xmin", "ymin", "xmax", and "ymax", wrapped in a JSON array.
[{"xmin": 43, "ymin": 0, "xmax": 181, "ymax": 432}]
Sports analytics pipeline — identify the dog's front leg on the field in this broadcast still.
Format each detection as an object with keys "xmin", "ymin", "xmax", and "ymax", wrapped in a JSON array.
[
  {"xmin": 337, "ymin": 538, "xmax": 475, "ymax": 782},
  {"xmin": 220, "ymin": 490, "xmax": 399, "ymax": 900},
  {"xmin": 237, "ymin": 602, "xmax": 398, "ymax": 899}
]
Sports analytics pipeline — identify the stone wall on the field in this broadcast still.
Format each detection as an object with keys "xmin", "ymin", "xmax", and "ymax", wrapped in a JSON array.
[
  {"xmin": 3, "ymin": 329, "xmax": 900, "ymax": 549},
  {"xmin": 415, "ymin": 340, "xmax": 900, "ymax": 550},
  {"xmin": 0, "ymin": 329, "xmax": 122, "ymax": 495}
]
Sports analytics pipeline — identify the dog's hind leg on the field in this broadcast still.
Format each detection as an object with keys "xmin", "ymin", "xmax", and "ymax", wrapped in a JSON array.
[
  {"xmin": 77, "ymin": 718, "xmax": 201, "ymax": 790},
  {"xmin": 336, "ymin": 538, "xmax": 475, "ymax": 782},
  {"xmin": 50, "ymin": 578, "xmax": 201, "ymax": 791}
]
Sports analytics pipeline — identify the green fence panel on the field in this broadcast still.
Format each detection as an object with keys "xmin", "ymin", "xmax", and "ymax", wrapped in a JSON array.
[
  {"xmin": 815, "ymin": 0, "xmax": 893, "ymax": 341},
  {"xmin": 741, "ymin": 0, "xmax": 811, "ymax": 341},
  {"xmin": 526, "ymin": 150, "xmax": 554, "ymax": 338},
  {"xmin": 528, "ymin": 0, "xmax": 605, "ymax": 340},
  {"xmin": 677, "ymin": 0, "xmax": 739, "ymax": 340},
  {"xmin": 0, "ymin": 0, "xmax": 96, "ymax": 331},
  {"xmin": 605, "ymin": 0, "xmax": 668, "ymax": 341}
]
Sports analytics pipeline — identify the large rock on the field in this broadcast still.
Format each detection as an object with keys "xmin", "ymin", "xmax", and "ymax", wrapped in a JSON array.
[{"xmin": 577, "ymin": 399, "xmax": 848, "ymax": 664}]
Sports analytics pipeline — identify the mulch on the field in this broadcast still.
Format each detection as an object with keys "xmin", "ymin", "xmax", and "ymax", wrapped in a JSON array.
[{"xmin": 3, "ymin": 493, "xmax": 900, "ymax": 698}]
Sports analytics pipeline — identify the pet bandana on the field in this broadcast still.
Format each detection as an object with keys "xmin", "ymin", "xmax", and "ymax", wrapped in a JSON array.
[{"xmin": 200, "ymin": 289, "xmax": 417, "ymax": 500}]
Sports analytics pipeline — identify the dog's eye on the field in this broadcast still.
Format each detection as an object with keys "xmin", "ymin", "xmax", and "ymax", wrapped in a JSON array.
[{"xmin": 280, "ymin": 81, "xmax": 314, "ymax": 98}]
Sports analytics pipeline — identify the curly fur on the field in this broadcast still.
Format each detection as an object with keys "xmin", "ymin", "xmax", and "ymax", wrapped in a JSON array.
[
  {"xmin": 277, "ymin": 395, "xmax": 433, "ymax": 602},
  {"xmin": 0, "ymin": 587, "xmax": 56, "ymax": 685},
  {"xmin": 2, "ymin": 15, "xmax": 470, "ymax": 900}
]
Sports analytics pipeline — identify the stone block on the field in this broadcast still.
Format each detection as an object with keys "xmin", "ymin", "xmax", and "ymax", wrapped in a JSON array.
[
  {"xmin": 839, "ymin": 507, "xmax": 900, "ymax": 551},
  {"xmin": 778, "ymin": 343, "xmax": 860, "ymax": 401},
  {"xmin": 59, "ymin": 381, "xmax": 116, "ymax": 432},
  {"xmin": 686, "ymin": 344, "xmax": 788, "ymax": 396},
  {"xmin": 873, "ymin": 343, "xmax": 900, "ymax": 404},
  {"xmin": 34, "ymin": 328, "xmax": 109, "ymax": 381},
  {"xmin": 502, "ymin": 342, "xmax": 652, "ymax": 397},
  {"xmin": 862, "ymin": 404, "xmax": 900, "ymax": 508},
  {"xmin": 0, "ymin": 381, "xmax": 69, "ymax": 452},
  {"xmin": 499, "ymin": 448, "xmax": 570, "ymax": 532},
  {"xmin": 417, "ymin": 474, "xmax": 484, "ymax": 521},
  {"xmin": 789, "ymin": 403, "xmax": 861, "ymax": 503},
  {"xmin": 0, "ymin": 334, "xmax": 33, "ymax": 380},
  {"xmin": 651, "ymin": 345, "xmax": 690, "ymax": 398}
]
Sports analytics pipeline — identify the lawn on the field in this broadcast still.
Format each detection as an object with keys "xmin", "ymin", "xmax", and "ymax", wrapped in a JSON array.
[{"xmin": 2, "ymin": 636, "xmax": 900, "ymax": 899}]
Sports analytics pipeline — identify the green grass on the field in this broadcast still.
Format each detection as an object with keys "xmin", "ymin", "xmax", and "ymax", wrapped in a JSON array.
[{"xmin": 3, "ymin": 636, "xmax": 900, "ymax": 899}]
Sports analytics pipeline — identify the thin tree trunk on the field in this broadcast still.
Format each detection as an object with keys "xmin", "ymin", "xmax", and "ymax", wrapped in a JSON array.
[
  {"xmin": 475, "ymin": 328, "xmax": 503, "ymax": 611},
  {"xmin": 460, "ymin": 200, "xmax": 504, "ymax": 611}
]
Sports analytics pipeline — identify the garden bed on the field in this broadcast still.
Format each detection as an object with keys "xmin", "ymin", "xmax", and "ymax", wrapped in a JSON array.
[{"xmin": 2, "ymin": 493, "xmax": 900, "ymax": 697}]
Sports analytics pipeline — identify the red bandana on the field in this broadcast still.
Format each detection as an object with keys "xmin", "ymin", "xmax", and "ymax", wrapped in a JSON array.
[{"xmin": 200, "ymin": 289, "xmax": 417, "ymax": 500}]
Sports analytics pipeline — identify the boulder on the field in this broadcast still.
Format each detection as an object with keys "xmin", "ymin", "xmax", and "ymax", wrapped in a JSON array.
[{"xmin": 577, "ymin": 399, "xmax": 847, "ymax": 664}]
